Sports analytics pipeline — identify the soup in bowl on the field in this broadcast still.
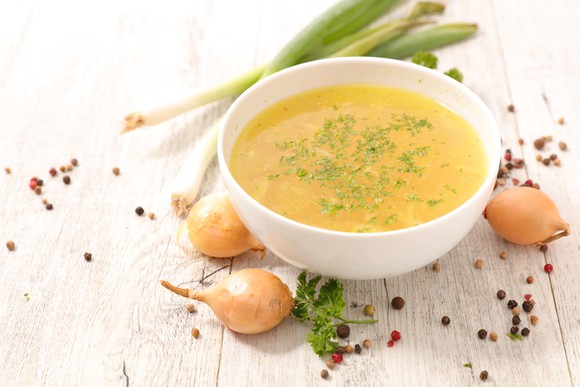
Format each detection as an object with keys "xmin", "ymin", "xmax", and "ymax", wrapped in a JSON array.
[{"xmin": 218, "ymin": 57, "xmax": 501, "ymax": 279}]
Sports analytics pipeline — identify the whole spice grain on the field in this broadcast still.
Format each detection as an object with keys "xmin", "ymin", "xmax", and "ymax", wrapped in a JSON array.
[
  {"xmin": 112, "ymin": 167, "xmax": 120, "ymax": 175},
  {"xmin": 542, "ymin": 158, "xmax": 551, "ymax": 166},
  {"xmin": 4, "ymin": 167, "xmax": 11, "ymax": 174},
  {"xmin": 326, "ymin": 359, "xmax": 335, "ymax": 369},
  {"xmin": 34, "ymin": 186, "xmax": 42, "ymax": 195},
  {"xmin": 71, "ymin": 158, "xmax": 78, "ymax": 167},
  {"xmin": 432, "ymin": 262, "xmax": 441, "ymax": 272},
  {"xmin": 390, "ymin": 330, "xmax": 401, "ymax": 341},
  {"xmin": 474, "ymin": 259, "xmax": 483, "ymax": 269},
  {"xmin": 345, "ymin": 344, "xmax": 353, "ymax": 354},
  {"xmin": 499, "ymin": 251, "xmax": 508, "ymax": 259},
  {"xmin": 6, "ymin": 240, "xmax": 15, "ymax": 251},
  {"xmin": 558, "ymin": 117, "xmax": 565, "ymax": 125},
  {"xmin": 549, "ymin": 153, "xmax": 558, "ymax": 161},
  {"xmin": 512, "ymin": 316, "xmax": 521, "ymax": 325},
  {"xmin": 513, "ymin": 158, "xmax": 525, "ymax": 168},
  {"xmin": 66, "ymin": 164, "xmax": 73, "ymax": 172},
  {"xmin": 135, "ymin": 206, "xmax": 145, "ymax": 216},
  {"xmin": 59, "ymin": 165, "xmax": 66, "ymax": 173},
  {"xmin": 508, "ymin": 104, "xmax": 515, "ymax": 112},
  {"xmin": 336, "ymin": 325, "xmax": 350, "ymax": 339},
  {"xmin": 45, "ymin": 203, "xmax": 53, "ymax": 210},
  {"xmin": 554, "ymin": 159, "xmax": 561, "ymax": 167},
  {"xmin": 441, "ymin": 316, "xmax": 451, "ymax": 325},
  {"xmin": 497, "ymin": 290, "xmax": 507, "ymax": 300},
  {"xmin": 354, "ymin": 344, "xmax": 362, "ymax": 354},
  {"xmin": 522, "ymin": 300, "xmax": 534, "ymax": 313},
  {"xmin": 512, "ymin": 306, "xmax": 521, "ymax": 316},
  {"xmin": 148, "ymin": 212, "xmax": 156, "ymax": 220},
  {"xmin": 544, "ymin": 263, "xmax": 553, "ymax": 273},
  {"xmin": 477, "ymin": 329, "xmax": 487, "ymax": 339},
  {"xmin": 391, "ymin": 296, "xmax": 405, "ymax": 310},
  {"xmin": 559, "ymin": 141, "xmax": 567, "ymax": 151},
  {"xmin": 524, "ymin": 294, "xmax": 532, "ymax": 301},
  {"xmin": 530, "ymin": 315, "xmax": 539, "ymax": 325},
  {"xmin": 320, "ymin": 369, "xmax": 329, "ymax": 380},
  {"xmin": 526, "ymin": 276, "xmax": 534, "ymax": 284},
  {"xmin": 518, "ymin": 138, "xmax": 524, "ymax": 145},
  {"xmin": 536, "ymin": 154, "xmax": 542, "ymax": 162},
  {"xmin": 480, "ymin": 370, "xmax": 489, "ymax": 381},
  {"xmin": 533, "ymin": 138, "xmax": 545, "ymax": 150},
  {"xmin": 191, "ymin": 327, "xmax": 200, "ymax": 339},
  {"xmin": 63, "ymin": 176, "xmax": 71, "ymax": 185},
  {"xmin": 331, "ymin": 353, "xmax": 343, "ymax": 364},
  {"xmin": 84, "ymin": 252, "xmax": 92, "ymax": 261},
  {"xmin": 363, "ymin": 304, "xmax": 375, "ymax": 317},
  {"xmin": 336, "ymin": 346, "xmax": 346, "ymax": 355},
  {"xmin": 387, "ymin": 340, "xmax": 395, "ymax": 348},
  {"xmin": 362, "ymin": 339, "xmax": 371, "ymax": 349},
  {"xmin": 186, "ymin": 303, "xmax": 195, "ymax": 313},
  {"xmin": 29, "ymin": 180, "xmax": 37, "ymax": 190},
  {"xmin": 507, "ymin": 300, "xmax": 517, "ymax": 309},
  {"xmin": 521, "ymin": 327, "xmax": 530, "ymax": 337},
  {"xmin": 490, "ymin": 332, "xmax": 498, "ymax": 341},
  {"xmin": 36, "ymin": 179, "xmax": 43, "ymax": 186},
  {"xmin": 49, "ymin": 167, "xmax": 57, "ymax": 176},
  {"xmin": 510, "ymin": 326, "xmax": 519, "ymax": 334},
  {"xmin": 42, "ymin": 198, "xmax": 48, "ymax": 205}
]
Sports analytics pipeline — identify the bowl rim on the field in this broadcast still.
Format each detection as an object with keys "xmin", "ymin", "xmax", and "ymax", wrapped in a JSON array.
[{"xmin": 218, "ymin": 57, "xmax": 501, "ymax": 239}]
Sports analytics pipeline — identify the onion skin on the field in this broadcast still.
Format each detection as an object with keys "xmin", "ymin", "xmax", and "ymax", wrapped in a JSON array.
[
  {"xmin": 161, "ymin": 269, "xmax": 293, "ymax": 334},
  {"xmin": 186, "ymin": 192, "xmax": 265, "ymax": 258},
  {"xmin": 484, "ymin": 187, "xmax": 570, "ymax": 245}
]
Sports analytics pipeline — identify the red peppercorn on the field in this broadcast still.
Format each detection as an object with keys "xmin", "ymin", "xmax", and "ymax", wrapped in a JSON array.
[
  {"xmin": 544, "ymin": 263, "xmax": 553, "ymax": 273},
  {"xmin": 524, "ymin": 294, "xmax": 532, "ymax": 301},
  {"xmin": 387, "ymin": 340, "xmax": 395, "ymax": 348},
  {"xmin": 29, "ymin": 180, "xmax": 38, "ymax": 190},
  {"xmin": 30, "ymin": 176, "xmax": 38, "ymax": 182},
  {"xmin": 504, "ymin": 153, "xmax": 512, "ymax": 161},
  {"xmin": 524, "ymin": 179, "xmax": 533, "ymax": 186},
  {"xmin": 512, "ymin": 178, "xmax": 520, "ymax": 185},
  {"xmin": 331, "ymin": 353, "xmax": 343, "ymax": 364},
  {"xmin": 391, "ymin": 330, "xmax": 401, "ymax": 341},
  {"xmin": 49, "ymin": 167, "xmax": 57, "ymax": 176}
]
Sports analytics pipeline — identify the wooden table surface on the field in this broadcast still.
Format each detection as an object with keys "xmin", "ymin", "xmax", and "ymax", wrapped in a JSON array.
[{"xmin": 1, "ymin": 0, "xmax": 579, "ymax": 386}]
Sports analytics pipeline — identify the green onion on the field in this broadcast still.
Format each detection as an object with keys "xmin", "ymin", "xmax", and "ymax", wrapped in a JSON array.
[{"xmin": 368, "ymin": 23, "xmax": 478, "ymax": 59}]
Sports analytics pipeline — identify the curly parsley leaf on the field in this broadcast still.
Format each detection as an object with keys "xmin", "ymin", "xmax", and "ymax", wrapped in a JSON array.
[
  {"xmin": 444, "ymin": 67, "xmax": 464, "ymax": 83},
  {"xmin": 411, "ymin": 50, "xmax": 438, "ymax": 69}
]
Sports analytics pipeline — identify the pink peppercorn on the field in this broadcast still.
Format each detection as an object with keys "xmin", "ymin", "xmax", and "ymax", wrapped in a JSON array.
[
  {"xmin": 505, "ymin": 153, "xmax": 512, "ymax": 161},
  {"xmin": 49, "ymin": 167, "xmax": 57, "ymax": 176},
  {"xmin": 29, "ymin": 180, "xmax": 38, "ymax": 190},
  {"xmin": 544, "ymin": 264, "xmax": 553, "ymax": 273},
  {"xmin": 524, "ymin": 294, "xmax": 532, "ymax": 301},
  {"xmin": 387, "ymin": 340, "xmax": 395, "ymax": 348},
  {"xmin": 524, "ymin": 179, "xmax": 533, "ymax": 186},
  {"xmin": 331, "ymin": 353, "xmax": 343, "ymax": 364},
  {"xmin": 391, "ymin": 330, "xmax": 401, "ymax": 341}
]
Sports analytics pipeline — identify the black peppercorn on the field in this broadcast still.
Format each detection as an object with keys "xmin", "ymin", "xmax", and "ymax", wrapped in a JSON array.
[
  {"xmin": 135, "ymin": 206, "xmax": 145, "ymax": 216},
  {"xmin": 507, "ymin": 300, "xmax": 518, "ymax": 309},
  {"xmin": 354, "ymin": 344, "xmax": 361, "ymax": 354},
  {"xmin": 336, "ymin": 346, "xmax": 346, "ymax": 354},
  {"xmin": 84, "ymin": 252, "xmax": 92, "ymax": 262},
  {"xmin": 63, "ymin": 175, "xmax": 71, "ymax": 185},
  {"xmin": 336, "ymin": 325, "xmax": 350, "ymax": 339},
  {"xmin": 480, "ymin": 370, "xmax": 489, "ymax": 381},
  {"xmin": 320, "ymin": 369, "xmax": 329, "ymax": 379},
  {"xmin": 441, "ymin": 316, "xmax": 451, "ymax": 326},
  {"xmin": 522, "ymin": 300, "xmax": 534, "ymax": 313},
  {"xmin": 477, "ymin": 329, "xmax": 487, "ymax": 339},
  {"xmin": 510, "ymin": 326, "xmax": 519, "ymax": 334},
  {"xmin": 512, "ymin": 316, "xmax": 521, "ymax": 326},
  {"xmin": 391, "ymin": 296, "xmax": 405, "ymax": 310},
  {"xmin": 521, "ymin": 327, "xmax": 530, "ymax": 337},
  {"xmin": 497, "ymin": 290, "xmax": 506, "ymax": 300}
]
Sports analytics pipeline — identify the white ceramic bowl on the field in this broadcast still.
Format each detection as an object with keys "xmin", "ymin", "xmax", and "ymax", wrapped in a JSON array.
[{"xmin": 218, "ymin": 57, "xmax": 501, "ymax": 280}]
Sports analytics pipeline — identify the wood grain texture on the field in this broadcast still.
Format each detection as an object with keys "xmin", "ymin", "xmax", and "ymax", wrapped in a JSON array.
[{"xmin": 0, "ymin": 0, "xmax": 578, "ymax": 386}]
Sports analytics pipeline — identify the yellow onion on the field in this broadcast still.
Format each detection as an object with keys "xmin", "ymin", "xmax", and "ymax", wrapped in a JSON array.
[
  {"xmin": 183, "ymin": 192, "xmax": 265, "ymax": 258},
  {"xmin": 484, "ymin": 187, "xmax": 570, "ymax": 245},
  {"xmin": 161, "ymin": 269, "xmax": 293, "ymax": 334}
]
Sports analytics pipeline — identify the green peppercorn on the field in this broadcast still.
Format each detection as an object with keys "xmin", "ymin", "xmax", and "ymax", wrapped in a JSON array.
[
  {"xmin": 363, "ymin": 304, "xmax": 375, "ymax": 317},
  {"xmin": 336, "ymin": 325, "xmax": 350, "ymax": 339}
]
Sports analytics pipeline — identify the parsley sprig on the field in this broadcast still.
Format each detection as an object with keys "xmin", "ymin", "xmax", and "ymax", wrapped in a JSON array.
[{"xmin": 292, "ymin": 272, "xmax": 378, "ymax": 357}]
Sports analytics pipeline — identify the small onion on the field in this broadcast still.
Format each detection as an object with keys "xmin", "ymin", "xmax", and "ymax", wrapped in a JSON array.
[
  {"xmin": 484, "ymin": 187, "xmax": 570, "ymax": 245},
  {"xmin": 161, "ymin": 269, "xmax": 293, "ymax": 334},
  {"xmin": 183, "ymin": 192, "xmax": 265, "ymax": 258}
]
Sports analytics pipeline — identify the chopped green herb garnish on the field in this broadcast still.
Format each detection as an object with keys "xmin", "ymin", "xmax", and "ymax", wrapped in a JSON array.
[
  {"xmin": 411, "ymin": 51, "xmax": 438, "ymax": 69},
  {"xmin": 463, "ymin": 362, "xmax": 472, "ymax": 368},
  {"xmin": 24, "ymin": 293, "xmax": 30, "ymax": 302},
  {"xmin": 267, "ymin": 174, "xmax": 280, "ymax": 181},
  {"xmin": 427, "ymin": 199, "xmax": 443, "ymax": 208},
  {"xmin": 506, "ymin": 332, "xmax": 524, "ymax": 341},
  {"xmin": 445, "ymin": 68, "xmax": 464, "ymax": 83}
]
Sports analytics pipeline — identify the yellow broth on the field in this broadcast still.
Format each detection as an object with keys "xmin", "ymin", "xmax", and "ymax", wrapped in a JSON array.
[{"xmin": 229, "ymin": 85, "xmax": 487, "ymax": 233}]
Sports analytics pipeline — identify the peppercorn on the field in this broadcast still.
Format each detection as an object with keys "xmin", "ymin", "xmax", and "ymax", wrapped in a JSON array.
[
  {"xmin": 63, "ymin": 175, "xmax": 71, "ymax": 185},
  {"xmin": 432, "ymin": 262, "xmax": 441, "ymax": 272},
  {"xmin": 84, "ymin": 252, "xmax": 92, "ymax": 262},
  {"xmin": 521, "ymin": 327, "xmax": 530, "ymax": 337},
  {"xmin": 387, "ymin": 340, "xmax": 395, "ymax": 348},
  {"xmin": 4, "ymin": 167, "xmax": 11, "ymax": 174},
  {"xmin": 554, "ymin": 159, "xmax": 561, "ymax": 166},
  {"xmin": 497, "ymin": 290, "xmax": 507, "ymax": 300},
  {"xmin": 514, "ymin": 158, "xmax": 525, "ymax": 168},
  {"xmin": 510, "ymin": 326, "xmax": 519, "ymax": 334},
  {"xmin": 363, "ymin": 304, "xmax": 375, "ymax": 317},
  {"xmin": 42, "ymin": 198, "xmax": 48, "ymax": 205},
  {"xmin": 362, "ymin": 339, "xmax": 371, "ymax": 349},
  {"xmin": 320, "ymin": 369, "xmax": 329, "ymax": 380},
  {"xmin": 49, "ymin": 167, "xmax": 57, "ymax": 176},
  {"xmin": 558, "ymin": 118, "xmax": 565, "ymax": 125},
  {"xmin": 474, "ymin": 259, "xmax": 483, "ymax": 269},
  {"xmin": 36, "ymin": 179, "xmax": 43, "ymax": 187},
  {"xmin": 549, "ymin": 153, "xmax": 558, "ymax": 161},
  {"xmin": 524, "ymin": 294, "xmax": 532, "ymax": 301},
  {"xmin": 331, "ymin": 353, "xmax": 343, "ymax": 364},
  {"xmin": 391, "ymin": 296, "xmax": 405, "ymax": 310},
  {"xmin": 191, "ymin": 327, "xmax": 200, "ymax": 339},
  {"xmin": 336, "ymin": 346, "xmax": 346, "ymax": 355},
  {"xmin": 512, "ymin": 316, "xmax": 521, "ymax": 325},
  {"xmin": 477, "ymin": 329, "xmax": 487, "ymax": 339},
  {"xmin": 499, "ymin": 251, "xmax": 508, "ymax": 259},
  {"xmin": 354, "ymin": 344, "xmax": 362, "ymax": 354},
  {"xmin": 345, "ymin": 344, "xmax": 353, "ymax": 354},
  {"xmin": 336, "ymin": 325, "xmax": 350, "ymax": 339},
  {"xmin": 518, "ymin": 138, "xmax": 524, "ymax": 145},
  {"xmin": 507, "ymin": 300, "xmax": 517, "ymax": 309},
  {"xmin": 29, "ymin": 180, "xmax": 38, "ymax": 190},
  {"xmin": 559, "ymin": 141, "xmax": 567, "ymax": 151},
  {"xmin": 6, "ymin": 240, "xmax": 15, "ymax": 251},
  {"xmin": 46, "ymin": 203, "xmax": 53, "ymax": 210},
  {"xmin": 507, "ymin": 104, "xmax": 515, "ymax": 112},
  {"xmin": 522, "ymin": 300, "xmax": 533, "ymax": 313},
  {"xmin": 391, "ymin": 330, "xmax": 401, "ymax": 341},
  {"xmin": 536, "ymin": 154, "xmax": 542, "ymax": 162},
  {"xmin": 112, "ymin": 167, "xmax": 120, "ymax": 175},
  {"xmin": 527, "ymin": 276, "xmax": 534, "ymax": 284},
  {"xmin": 490, "ymin": 332, "xmax": 498, "ymax": 342},
  {"xmin": 34, "ymin": 186, "xmax": 42, "ymax": 195},
  {"xmin": 530, "ymin": 315, "xmax": 539, "ymax": 325},
  {"xmin": 59, "ymin": 165, "xmax": 66, "ymax": 172},
  {"xmin": 186, "ymin": 304, "xmax": 195, "ymax": 313},
  {"xmin": 544, "ymin": 263, "xmax": 553, "ymax": 273},
  {"xmin": 441, "ymin": 316, "xmax": 451, "ymax": 326},
  {"xmin": 542, "ymin": 158, "xmax": 551, "ymax": 166},
  {"xmin": 512, "ymin": 306, "xmax": 521, "ymax": 316},
  {"xmin": 71, "ymin": 158, "xmax": 78, "ymax": 167},
  {"xmin": 135, "ymin": 206, "xmax": 145, "ymax": 216},
  {"xmin": 480, "ymin": 370, "xmax": 489, "ymax": 381},
  {"xmin": 325, "ymin": 359, "xmax": 335, "ymax": 369},
  {"xmin": 148, "ymin": 212, "xmax": 155, "ymax": 220},
  {"xmin": 533, "ymin": 138, "xmax": 545, "ymax": 150},
  {"xmin": 66, "ymin": 164, "xmax": 73, "ymax": 172}
]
